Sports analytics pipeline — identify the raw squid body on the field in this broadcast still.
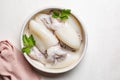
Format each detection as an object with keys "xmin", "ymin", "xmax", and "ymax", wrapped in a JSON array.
[{"xmin": 29, "ymin": 20, "xmax": 58, "ymax": 53}]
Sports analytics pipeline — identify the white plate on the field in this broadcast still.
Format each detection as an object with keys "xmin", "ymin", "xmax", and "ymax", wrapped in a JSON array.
[{"xmin": 20, "ymin": 6, "xmax": 88, "ymax": 73}]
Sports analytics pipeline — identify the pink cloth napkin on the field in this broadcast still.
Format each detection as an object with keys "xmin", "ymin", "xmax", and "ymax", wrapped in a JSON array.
[{"xmin": 0, "ymin": 40, "xmax": 40, "ymax": 80}]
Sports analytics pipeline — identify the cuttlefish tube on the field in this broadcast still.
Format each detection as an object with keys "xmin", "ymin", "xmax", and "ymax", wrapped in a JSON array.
[
  {"xmin": 29, "ymin": 20, "xmax": 58, "ymax": 53},
  {"xmin": 52, "ymin": 19, "xmax": 81, "ymax": 50}
]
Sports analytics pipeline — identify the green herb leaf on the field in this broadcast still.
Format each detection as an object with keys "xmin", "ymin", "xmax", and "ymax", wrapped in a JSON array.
[
  {"xmin": 28, "ymin": 35, "xmax": 35, "ymax": 47},
  {"xmin": 61, "ymin": 9, "xmax": 71, "ymax": 15},
  {"xmin": 52, "ymin": 9, "xmax": 71, "ymax": 21},
  {"xmin": 23, "ymin": 34, "xmax": 29, "ymax": 47},
  {"xmin": 22, "ymin": 47, "xmax": 30, "ymax": 54},
  {"xmin": 52, "ymin": 10, "xmax": 60, "ymax": 18},
  {"xmin": 60, "ymin": 16, "xmax": 68, "ymax": 20},
  {"xmin": 22, "ymin": 34, "xmax": 35, "ymax": 54}
]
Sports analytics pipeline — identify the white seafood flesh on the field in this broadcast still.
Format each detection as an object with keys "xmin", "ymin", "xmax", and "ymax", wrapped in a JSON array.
[
  {"xmin": 29, "ymin": 20, "xmax": 58, "ymax": 53},
  {"xmin": 54, "ymin": 22, "xmax": 80, "ymax": 50},
  {"xmin": 28, "ymin": 46, "xmax": 79, "ymax": 69},
  {"xmin": 46, "ymin": 52, "xmax": 80, "ymax": 69},
  {"xmin": 29, "ymin": 20, "xmax": 67, "ymax": 65},
  {"xmin": 35, "ymin": 14, "xmax": 52, "ymax": 29},
  {"xmin": 51, "ymin": 17, "xmax": 81, "ymax": 50},
  {"xmin": 28, "ymin": 46, "xmax": 46, "ymax": 65},
  {"xmin": 38, "ymin": 14, "xmax": 81, "ymax": 50},
  {"xmin": 46, "ymin": 45, "xmax": 67, "ymax": 63}
]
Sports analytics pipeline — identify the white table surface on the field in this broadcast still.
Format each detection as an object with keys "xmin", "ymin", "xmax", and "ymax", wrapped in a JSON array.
[{"xmin": 0, "ymin": 0, "xmax": 120, "ymax": 80}]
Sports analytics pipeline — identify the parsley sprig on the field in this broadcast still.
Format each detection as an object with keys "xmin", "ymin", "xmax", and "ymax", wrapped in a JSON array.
[
  {"xmin": 52, "ymin": 9, "xmax": 71, "ymax": 21},
  {"xmin": 22, "ymin": 34, "xmax": 35, "ymax": 54}
]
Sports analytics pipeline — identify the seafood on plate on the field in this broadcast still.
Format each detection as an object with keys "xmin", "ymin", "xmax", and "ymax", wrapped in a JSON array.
[{"xmin": 22, "ymin": 9, "xmax": 83, "ymax": 68}]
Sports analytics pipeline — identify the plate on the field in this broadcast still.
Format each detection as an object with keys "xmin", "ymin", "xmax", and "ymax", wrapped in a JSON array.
[{"xmin": 20, "ymin": 6, "xmax": 88, "ymax": 73}]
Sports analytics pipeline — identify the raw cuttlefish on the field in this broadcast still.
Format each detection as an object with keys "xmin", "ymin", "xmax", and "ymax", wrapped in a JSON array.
[
  {"xmin": 29, "ymin": 20, "xmax": 58, "ymax": 53},
  {"xmin": 29, "ymin": 20, "xmax": 67, "ymax": 65},
  {"xmin": 28, "ymin": 13, "xmax": 81, "ymax": 68},
  {"xmin": 36, "ymin": 14, "xmax": 81, "ymax": 50}
]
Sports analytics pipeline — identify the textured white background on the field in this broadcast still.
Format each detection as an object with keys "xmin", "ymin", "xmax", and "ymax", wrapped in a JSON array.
[{"xmin": 0, "ymin": 0, "xmax": 120, "ymax": 80}]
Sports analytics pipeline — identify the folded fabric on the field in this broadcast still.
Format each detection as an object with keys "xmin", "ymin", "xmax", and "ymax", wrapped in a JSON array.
[{"xmin": 0, "ymin": 40, "xmax": 40, "ymax": 80}]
